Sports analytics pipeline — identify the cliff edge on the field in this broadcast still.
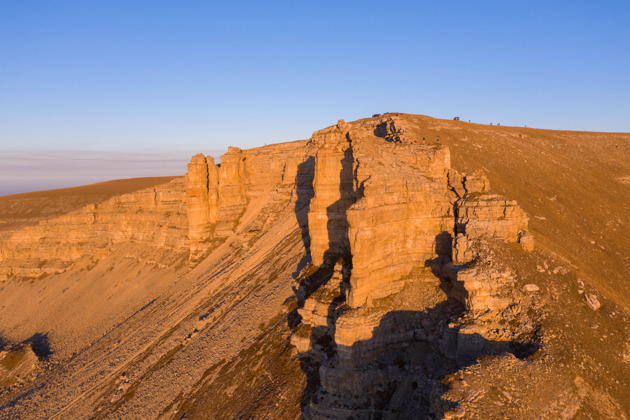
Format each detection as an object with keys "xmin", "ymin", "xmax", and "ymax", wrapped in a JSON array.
[{"xmin": 0, "ymin": 114, "xmax": 629, "ymax": 418}]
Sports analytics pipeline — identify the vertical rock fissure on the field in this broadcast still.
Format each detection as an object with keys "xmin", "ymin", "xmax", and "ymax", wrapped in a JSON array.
[
  {"xmin": 323, "ymin": 141, "xmax": 356, "ymax": 267},
  {"xmin": 293, "ymin": 156, "xmax": 316, "ymax": 277}
]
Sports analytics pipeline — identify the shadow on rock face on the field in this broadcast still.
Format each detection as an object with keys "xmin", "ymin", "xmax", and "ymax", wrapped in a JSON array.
[
  {"xmin": 297, "ymin": 285, "xmax": 539, "ymax": 418},
  {"xmin": 293, "ymin": 156, "xmax": 315, "ymax": 279},
  {"xmin": 323, "ymin": 144, "xmax": 356, "ymax": 268},
  {"xmin": 290, "ymin": 235, "xmax": 540, "ymax": 417},
  {"xmin": 289, "ymin": 138, "xmax": 540, "ymax": 417}
]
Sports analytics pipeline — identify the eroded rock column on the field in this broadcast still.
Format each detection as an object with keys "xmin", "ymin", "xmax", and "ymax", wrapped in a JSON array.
[
  {"xmin": 308, "ymin": 121, "xmax": 356, "ymax": 267},
  {"xmin": 186, "ymin": 154, "xmax": 211, "ymax": 262}
]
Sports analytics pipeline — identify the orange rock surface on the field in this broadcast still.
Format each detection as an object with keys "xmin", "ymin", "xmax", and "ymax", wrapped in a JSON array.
[{"xmin": 0, "ymin": 113, "xmax": 629, "ymax": 419}]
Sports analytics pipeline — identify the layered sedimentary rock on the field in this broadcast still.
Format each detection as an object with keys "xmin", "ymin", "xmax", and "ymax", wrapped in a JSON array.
[
  {"xmin": 0, "ymin": 140, "xmax": 309, "ymax": 280},
  {"xmin": 346, "ymin": 133, "xmax": 453, "ymax": 307},
  {"xmin": 2, "ymin": 113, "xmax": 630, "ymax": 418},
  {"xmin": 446, "ymin": 170, "xmax": 531, "ymax": 312},
  {"xmin": 185, "ymin": 154, "xmax": 219, "ymax": 263},
  {"xmin": 184, "ymin": 141, "xmax": 306, "ymax": 262},
  {"xmin": 0, "ymin": 114, "xmax": 540, "ymax": 418},
  {"xmin": 456, "ymin": 194, "xmax": 528, "ymax": 242},
  {"xmin": 307, "ymin": 120, "xmax": 356, "ymax": 267},
  {"xmin": 291, "ymin": 117, "xmax": 537, "ymax": 418},
  {"xmin": 0, "ymin": 178, "xmax": 188, "ymax": 281}
]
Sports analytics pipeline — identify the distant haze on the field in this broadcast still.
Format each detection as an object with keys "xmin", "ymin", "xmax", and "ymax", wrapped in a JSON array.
[{"xmin": 0, "ymin": 149, "xmax": 224, "ymax": 196}]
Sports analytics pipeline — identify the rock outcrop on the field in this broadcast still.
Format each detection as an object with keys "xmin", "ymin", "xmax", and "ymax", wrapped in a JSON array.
[
  {"xmin": 0, "ymin": 343, "xmax": 41, "ymax": 388},
  {"xmin": 0, "ymin": 141, "xmax": 309, "ymax": 279},
  {"xmin": 2, "ymin": 113, "xmax": 629, "ymax": 418},
  {"xmin": 185, "ymin": 154, "xmax": 219, "ymax": 263},
  {"xmin": 346, "ymin": 131, "xmax": 453, "ymax": 307},
  {"xmin": 185, "ymin": 142, "xmax": 306, "ymax": 262},
  {"xmin": 0, "ymin": 178, "xmax": 188, "ymax": 281},
  {"xmin": 290, "ymin": 117, "xmax": 538, "ymax": 418},
  {"xmin": 307, "ymin": 121, "xmax": 356, "ymax": 267}
]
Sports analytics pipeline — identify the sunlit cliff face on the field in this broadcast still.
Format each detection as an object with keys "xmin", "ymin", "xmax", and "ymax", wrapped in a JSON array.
[{"xmin": 0, "ymin": 114, "xmax": 629, "ymax": 418}]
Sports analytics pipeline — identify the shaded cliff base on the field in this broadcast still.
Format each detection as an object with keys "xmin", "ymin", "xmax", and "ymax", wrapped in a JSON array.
[
  {"xmin": 289, "ymin": 239, "xmax": 630, "ymax": 418},
  {"xmin": 170, "ymin": 241, "xmax": 630, "ymax": 419}
]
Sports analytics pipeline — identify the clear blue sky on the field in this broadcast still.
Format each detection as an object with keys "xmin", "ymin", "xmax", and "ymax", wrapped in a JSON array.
[{"xmin": 1, "ymin": 1, "xmax": 629, "ymax": 194}]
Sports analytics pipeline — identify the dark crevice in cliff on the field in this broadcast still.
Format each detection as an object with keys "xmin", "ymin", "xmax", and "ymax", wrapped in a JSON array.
[
  {"xmin": 322, "ymin": 144, "xmax": 356, "ymax": 268},
  {"xmin": 293, "ymin": 156, "xmax": 316, "ymax": 279},
  {"xmin": 290, "ymin": 140, "xmax": 364, "ymax": 414}
]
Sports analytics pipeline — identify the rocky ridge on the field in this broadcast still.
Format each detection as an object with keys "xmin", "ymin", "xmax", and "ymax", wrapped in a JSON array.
[
  {"xmin": 0, "ymin": 178, "xmax": 188, "ymax": 281},
  {"xmin": 185, "ymin": 141, "xmax": 305, "ymax": 263},
  {"xmin": 0, "ymin": 113, "xmax": 628, "ymax": 418},
  {"xmin": 289, "ymin": 118, "xmax": 538, "ymax": 417}
]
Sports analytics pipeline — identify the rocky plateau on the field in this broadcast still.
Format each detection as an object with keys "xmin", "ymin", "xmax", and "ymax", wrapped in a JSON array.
[{"xmin": 0, "ymin": 113, "xmax": 629, "ymax": 419}]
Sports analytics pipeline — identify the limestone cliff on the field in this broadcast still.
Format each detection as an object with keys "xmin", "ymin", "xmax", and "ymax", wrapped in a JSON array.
[
  {"xmin": 0, "ymin": 117, "xmax": 537, "ymax": 418},
  {"xmin": 0, "ymin": 141, "xmax": 308, "ymax": 279},
  {"xmin": 1, "ymin": 113, "xmax": 629, "ymax": 419},
  {"xmin": 185, "ymin": 141, "xmax": 306, "ymax": 262},
  {"xmin": 0, "ymin": 178, "xmax": 188, "ymax": 281},
  {"xmin": 291, "ymin": 117, "xmax": 537, "ymax": 418},
  {"xmin": 307, "ymin": 120, "xmax": 356, "ymax": 267}
]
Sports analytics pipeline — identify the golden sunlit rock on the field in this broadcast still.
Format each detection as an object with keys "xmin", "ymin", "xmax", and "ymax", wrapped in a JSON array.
[{"xmin": 0, "ymin": 114, "xmax": 629, "ymax": 418}]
